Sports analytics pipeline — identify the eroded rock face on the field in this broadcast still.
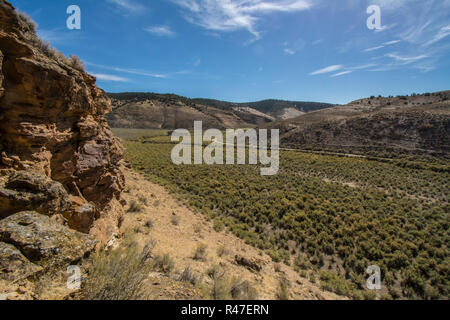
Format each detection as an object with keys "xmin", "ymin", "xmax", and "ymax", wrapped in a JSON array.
[
  {"xmin": 0, "ymin": 211, "xmax": 97, "ymax": 268},
  {"xmin": 0, "ymin": 171, "xmax": 71, "ymax": 218},
  {"xmin": 0, "ymin": 0, "xmax": 124, "ymax": 237}
]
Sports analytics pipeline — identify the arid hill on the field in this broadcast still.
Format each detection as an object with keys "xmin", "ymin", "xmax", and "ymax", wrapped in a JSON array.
[
  {"xmin": 106, "ymin": 92, "xmax": 333, "ymax": 129},
  {"xmin": 265, "ymin": 92, "xmax": 450, "ymax": 158}
]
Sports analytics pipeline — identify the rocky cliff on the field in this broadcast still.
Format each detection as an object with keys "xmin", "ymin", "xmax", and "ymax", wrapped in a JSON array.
[{"xmin": 0, "ymin": 0, "xmax": 125, "ymax": 294}]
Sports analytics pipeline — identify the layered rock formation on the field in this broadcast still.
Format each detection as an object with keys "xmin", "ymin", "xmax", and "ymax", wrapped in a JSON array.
[{"xmin": 0, "ymin": 0, "xmax": 124, "ymax": 293}]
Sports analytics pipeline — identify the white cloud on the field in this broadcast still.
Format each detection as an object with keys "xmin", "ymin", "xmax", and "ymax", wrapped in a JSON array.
[
  {"xmin": 105, "ymin": 0, "xmax": 146, "ymax": 13},
  {"xmin": 330, "ymin": 71, "xmax": 352, "ymax": 77},
  {"xmin": 424, "ymin": 25, "xmax": 450, "ymax": 47},
  {"xmin": 172, "ymin": 0, "xmax": 313, "ymax": 40},
  {"xmin": 284, "ymin": 48, "xmax": 295, "ymax": 55},
  {"xmin": 92, "ymin": 73, "xmax": 129, "ymax": 82},
  {"xmin": 193, "ymin": 58, "xmax": 201, "ymax": 67},
  {"xmin": 364, "ymin": 45, "xmax": 385, "ymax": 52},
  {"xmin": 309, "ymin": 64, "xmax": 343, "ymax": 75},
  {"xmin": 383, "ymin": 40, "xmax": 401, "ymax": 46},
  {"xmin": 87, "ymin": 62, "xmax": 168, "ymax": 78},
  {"xmin": 348, "ymin": 64, "xmax": 377, "ymax": 70},
  {"xmin": 144, "ymin": 26, "xmax": 176, "ymax": 37},
  {"xmin": 386, "ymin": 53, "xmax": 428, "ymax": 63},
  {"xmin": 364, "ymin": 40, "xmax": 401, "ymax": 52}
]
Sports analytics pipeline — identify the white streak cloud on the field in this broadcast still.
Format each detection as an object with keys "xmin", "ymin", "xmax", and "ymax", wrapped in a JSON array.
[
  {"xmin": 330, "ymin": 71, "xmax": 352, "ymax": 77},
  {"xmin": 309, "ymin": 64, "xmax": 342, "ymax": 75},
  {"xmin": 144, "ymin": 26, "xmax": 176, "ymax": 37}
]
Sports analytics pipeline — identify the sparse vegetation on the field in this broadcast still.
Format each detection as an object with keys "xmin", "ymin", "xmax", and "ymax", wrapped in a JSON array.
[
  {"xmin": 153, "ymin": 253, "xmax": 175, "ymax": 273},
  {"xmin": 276, "ymin": 277, "xmax": 290, "ymax": 300},
  {"xmin": 193, "ymin": 243, "xmax": 208, "ymax": 261},
  {"xmin": 171, "ymin": 215, "xmax": 180, "ymax": 226},
  {"xmin": 69, "ymin": 54, "xmax": 85, "ymax": 72},
  {"xmin": 17, "ymin": 11, "xmax": 37, "ymax": 32},
  {"xmin": 230, "ymin": 279, "xmax": 258, "ymax": 300},
  {"xmin": 127, "ymin": 200, "xmax": 142, "ymax": 213},
  {"xmin": 81, "ymin": 239, "xmax": 154, "ymax": 300},
  {"xmin": 179, "ymin": 266, "xmax": 200, "ymax": 286},
  {"xmin": 217, "ymin": 245, "xmax": 229, "ymax": 257}
]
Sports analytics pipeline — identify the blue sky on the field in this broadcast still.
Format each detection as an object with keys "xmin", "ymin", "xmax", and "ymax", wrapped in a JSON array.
[{"xmin": 9, "ymin": 0, "xmax": 450, "ymax": 104}]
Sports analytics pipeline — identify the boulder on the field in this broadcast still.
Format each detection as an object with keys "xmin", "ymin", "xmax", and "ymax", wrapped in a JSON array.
[
  {"xmin": 234, "ymin": 254, "xmax": 263, "ymax": 272},
  {"xmin": 0, "ymin": 171, "xmax": 71, "ymax": 218},
  {"xmin": 0, "ymin": 211, "xmax": 97, "ymax": 268},
  {"xmin": 0, "ymin": 242, "xmax": 42, "ymax": 282}
]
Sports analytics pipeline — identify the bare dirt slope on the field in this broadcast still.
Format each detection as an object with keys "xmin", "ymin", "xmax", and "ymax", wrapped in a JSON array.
[{"xmin": 121, "ymin": 168, "xmax": 345, "ymax": 300}]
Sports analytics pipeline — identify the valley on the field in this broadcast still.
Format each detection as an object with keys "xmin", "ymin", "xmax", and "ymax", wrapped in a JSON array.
[{"xmin": 114, "ymin": 128, "xmax": 449, "ymax": 300}]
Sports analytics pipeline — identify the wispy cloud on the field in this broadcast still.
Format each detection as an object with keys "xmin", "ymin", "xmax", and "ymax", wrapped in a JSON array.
[
  {"xmin": 193, "ymin": 58, "xmax": 201, "ymax": 67},
  {"xmin": 330, "ymin": 71, "xmax": 352, "ymax": 77},
  {"xmin": 105, "ymin": 0, "xmax": 146, "ymax": 13},
  {"xmin": 87, "ymin": 62, "xmax": 169, "ymax": 78},
  {"xmin": 92, "ymin": 73, "xmax": 130, "ymax": 82},
  {"xmin": 347, "ymin": 64, "xmax": 377, "ymax": 70},
  {"xmin": 364, "ymin": 45, "xmax": 385, "ymax": 52},
  {"xmin": 364, "ymin": 40, "xmax": 401, "ymax": 52},
  {"xmin": 384, "ymin": 40, "xmax": 402, "ymax": 46},
  {"xmin": 309, "ymin": 64, "xmax": 342, "ymax": 75},
  {"xmin": 424, "ymin": 25, "xmax": 450, "ymax": 47},
  {"xmin": 171, "ymin": 0, "xmax": 313, "ymax": 40},
  {"xmin": 144, "ymin": 25, "xmax": 176, "ymax": 37},
  {"xmin": 386, "ymin": 53, "xmax": 428, "ymax": 64},
  {"xmin": 284, "ymin": 48, "xmax": 295, "ymax": 55}
]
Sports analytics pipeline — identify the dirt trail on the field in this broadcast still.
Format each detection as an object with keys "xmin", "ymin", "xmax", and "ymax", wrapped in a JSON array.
[{"xmin": 121, "ymin": 168, "xmax": 345, "ymax": 300}]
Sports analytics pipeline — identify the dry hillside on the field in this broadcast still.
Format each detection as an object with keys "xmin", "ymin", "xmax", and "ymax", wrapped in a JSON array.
[
  {"xmin": 266, "ymin": 92, "xmax": 450, "ymax": 157},
  {"xmin": 106, "ymin": 93, "xmax": 333, "ymax": 129}
]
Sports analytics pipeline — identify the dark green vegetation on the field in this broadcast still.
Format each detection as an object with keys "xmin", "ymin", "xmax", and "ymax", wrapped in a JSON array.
[
  {"xmin": 191, "ymin": 98, "xmax": 332, "ymax": 114},
  {"xmin": 117, "ymin": 129, "xmax": 449, "ymax": 300}
]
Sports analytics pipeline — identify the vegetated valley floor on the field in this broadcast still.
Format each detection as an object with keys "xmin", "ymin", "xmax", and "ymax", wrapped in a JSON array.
[
  {"xmin": 113, "ymin": 128, "xmax": 449, "ymax": 300},
  {"xmin": 120, "ymin": 168, "xmax": 343, "ymax": 300}
]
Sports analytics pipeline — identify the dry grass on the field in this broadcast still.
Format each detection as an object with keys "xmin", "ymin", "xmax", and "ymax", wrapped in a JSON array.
[
  {"xmin": 153, "ymin": 253, "xmax": 174, "ymax": 273},
  {"xmin": 208, "ymin": 265, "xmax": 230, "ymax": 300},
  {"xmin": 16, "ymin": 10, "xmax": 37, "ymax": 32},
  {"xmin": 127, "ymin": 200, "xmax": 142, "ymax": 213},
  {"xmin": 69, "ymin": 55, "xmax": 85, "ymax": 72},
  {"xmin": 230, "ymin": 279, "xmax": 258, "ymax": 300},
  {"xmin": 81, "ymin": 239, "xmax": 154, "ymax": 300},
  {"xmin": 276, "ymin": 277, "xmax": 290, "ymax": 300},
  {"xmin": 179, "ymin": 266, "xmax": 201, "ymax": 286},
  {"xmin": 193, "ymin": 243, "xmax": 208, "ymax": 261}
]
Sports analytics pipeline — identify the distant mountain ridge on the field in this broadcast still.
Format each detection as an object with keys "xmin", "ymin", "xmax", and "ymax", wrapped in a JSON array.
[{"xmin": 106, "ymin": 92, "xmax": 334, "ymax": 129}]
